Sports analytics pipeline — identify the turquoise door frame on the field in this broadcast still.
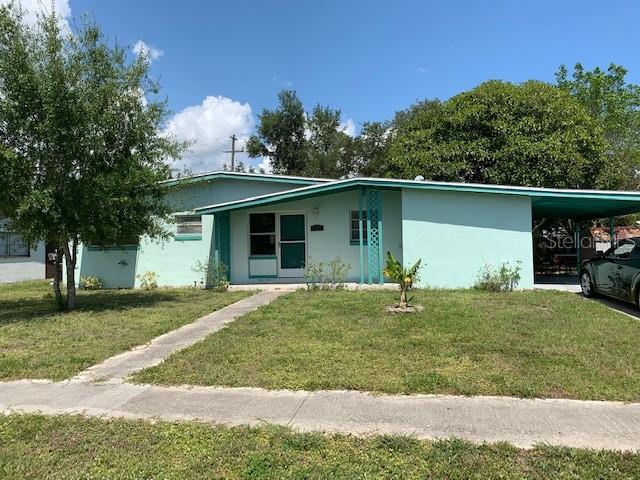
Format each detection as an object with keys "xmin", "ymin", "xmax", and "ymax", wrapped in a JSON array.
[
  {"xmin": 212, "ymin": 211, "xmax": 231, "ymax": 282},
  {"xmin": 358, "ymin": 189, "xmax": 384, "ymax": 285}
]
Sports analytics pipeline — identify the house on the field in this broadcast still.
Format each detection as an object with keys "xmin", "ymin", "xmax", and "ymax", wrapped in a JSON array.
[
  {"xmin": 74, "ymin": 171, "xmax": 640, "ymax": 289},
  {"xmin": 0, "ymin": 218, "xmax": 50, "ymax": 283}
]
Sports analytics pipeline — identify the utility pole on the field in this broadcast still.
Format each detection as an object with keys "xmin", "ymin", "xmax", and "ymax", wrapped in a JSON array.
[{"xmin": 224, "ymin": 134, "xmax": 244, "ymax": 171}]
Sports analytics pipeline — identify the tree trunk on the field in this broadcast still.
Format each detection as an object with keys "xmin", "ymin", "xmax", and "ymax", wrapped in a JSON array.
[
  {"xmin": 62, "ymin": 238, "xmax": 77, "ymax": 310},
  {"xmin": 399, "ymin": 286, "xmax": 407, "ymax": 308},
  {"xmin": 52, "ymin": 245, "xmax": 64, "ymax": 309}
]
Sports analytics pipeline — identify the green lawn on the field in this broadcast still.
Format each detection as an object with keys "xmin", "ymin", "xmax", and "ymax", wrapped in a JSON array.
[
  {"xmin": 0, "ymin": 415, "xmax": 637, "ymax": 479},
  {"xmin": 0, "ymin": 280, "xmax": 249, "ymax": 380},
  {"xmin": 134, "ymin": 289, "xmax": 640, "ymax": 401}
]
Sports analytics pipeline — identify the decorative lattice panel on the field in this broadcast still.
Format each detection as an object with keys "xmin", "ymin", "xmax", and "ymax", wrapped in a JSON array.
[{"xmin": 367, "ymin": 190, "xmax": 382, "ymax": 284}]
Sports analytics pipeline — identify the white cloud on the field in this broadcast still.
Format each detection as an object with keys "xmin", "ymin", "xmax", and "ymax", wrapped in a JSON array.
[
  {"xmin": 257, "ymin": 156, "xmax": 273, "ymax": 174},
  {"xmin": 339, "ymin": 118, "xmax": 356, "ymax": 137},
  {"xmin": 1, "ymin": 0, "xmax": 71, "ymax": 30},
  {"xmin": 417, "ymin": 66, "xmax": 428, "ymax": 73},
  {"xmin": 133, "ymin": 40, "xmax": 163, "ymax": 62},
  {"xmin": 164, "ymin": 95, "xmax": 255, "ymax": 173}
]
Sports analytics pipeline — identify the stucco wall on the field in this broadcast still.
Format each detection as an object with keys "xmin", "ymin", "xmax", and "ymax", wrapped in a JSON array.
[
  {"xmin": 76, "ymin": 177, "xmax": 311, "ymax": 288},
  {"xmin": 229, "ymin": 190, "xmax": 403, "ymax": 283},
  {"xmin": 401, "ymin": 189, "xmax": 534, "ymax": 289},
  {"xmin": 0, "ymin": 241, "xmax": 47, "ymax": 283}
]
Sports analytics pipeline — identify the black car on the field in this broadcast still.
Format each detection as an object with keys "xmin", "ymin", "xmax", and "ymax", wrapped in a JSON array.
[{"xmin": 580, "ymin": 237, "xmax": 640, "ymax": 305}]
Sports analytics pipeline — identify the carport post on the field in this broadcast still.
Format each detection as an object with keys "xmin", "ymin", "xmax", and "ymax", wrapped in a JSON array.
[
  {"xmin": 358, "ymin": 188, "xmax": 365, "ymax": 284},
  {"xmin": 609, "ymin": 217, "xmax": 615, "ymax": 248},
  {"xmin": 575, "ymin": 223, "xmax": 581, "ymax": 273}
]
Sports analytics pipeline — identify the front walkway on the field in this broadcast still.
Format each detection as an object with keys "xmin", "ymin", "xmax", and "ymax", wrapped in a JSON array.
[
  {"xmin": 73, "ymin": 290, "xmax": 288, "ymax": 383},
  {"xmin": 1, "ymin": 380, "xmax": 639, "ymax": 451}
]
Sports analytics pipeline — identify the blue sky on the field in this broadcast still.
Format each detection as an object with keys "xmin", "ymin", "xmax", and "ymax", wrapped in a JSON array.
[{"xmin": 18, "ymin": 0, "xmax": 640, "ymax": 171}]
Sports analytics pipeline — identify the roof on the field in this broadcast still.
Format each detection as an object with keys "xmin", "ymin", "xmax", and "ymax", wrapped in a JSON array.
[
  {"xmin": 160, "ymin": 170, "xmax": 330, "ymax": 188},
  {"xmin": 195, "ymin": 177, "xmax": 640, "ymax": 220}
]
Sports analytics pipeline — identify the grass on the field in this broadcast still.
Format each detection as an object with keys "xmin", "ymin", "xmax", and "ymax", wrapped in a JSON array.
[
  {"xmin": 0, "ymin": 414, "xmax": 638, "ymax": 479},
  {"xmin": 134, "ymin": 289, "xmax": 640, "ymax": 401},
  {"xmin": 0, "ymin": 280, "xmax": 249, "ymax": 380}
]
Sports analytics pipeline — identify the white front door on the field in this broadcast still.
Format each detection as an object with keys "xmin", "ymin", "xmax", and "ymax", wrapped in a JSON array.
[{"xmin": 278, "ymin": 213, "xmax": 306, "ymax": 277}]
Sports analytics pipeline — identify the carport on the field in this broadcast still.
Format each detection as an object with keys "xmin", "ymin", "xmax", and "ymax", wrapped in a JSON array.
[{"xmin": 530, "ymin": 189, "xmax": 640, "ymax": 287}]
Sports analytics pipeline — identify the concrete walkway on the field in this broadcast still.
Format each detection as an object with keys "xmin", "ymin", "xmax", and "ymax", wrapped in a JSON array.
[
  {"xmin": 72, "ymin": 290, "xmax": 288, "ymax": 383},
  {"xmin": 1, "ymin": 380, "xmax": 639, "ymax": 451}
]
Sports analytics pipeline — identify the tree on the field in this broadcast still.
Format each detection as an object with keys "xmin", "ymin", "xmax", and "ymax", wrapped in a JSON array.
[
  {"xmin": 247, "ymin": 90, "xmax": 355, "ymax": 178},
  {"xmin": 246, "ymin": 90, "xmax": 307, "ymax": 175},
  {"xmin": 351, "ymin": 121, "xmax": 392, "ymax": 177},
  {"xmin": 0, "ymin": 6, "xmax": 182, "ymax": 309},
  {"xmin": 386, "ymin": 81, "xmax": 608, "ymax": 189},
  {"xmin": 556, "ymin": 63, "xmax": 640, "ymax": 190}
]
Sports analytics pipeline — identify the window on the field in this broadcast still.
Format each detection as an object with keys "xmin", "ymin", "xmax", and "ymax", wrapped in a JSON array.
[
  {"xmin": 350, "ymin": 210, "xmax": 367, "ymax": 244},
  {"xmin": 0, "ymin": 219, "xmax": 29, "ymax": 257},
  {"xmin": 610, "ymin": 240, "xmax": 636, "ymax": 259},
  {"xmin": 176, "ymin": 215, "xmax": 202, "ymax": 235},
  {"xmin": 250, "ymin": 213, "xmax": 276, "ymax": 256}
]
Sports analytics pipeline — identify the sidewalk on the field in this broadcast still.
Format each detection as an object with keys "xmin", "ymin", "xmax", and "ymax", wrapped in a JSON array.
[{"xmin": 1, "ymin": 380, "xmax": 639, "ymax": 451}]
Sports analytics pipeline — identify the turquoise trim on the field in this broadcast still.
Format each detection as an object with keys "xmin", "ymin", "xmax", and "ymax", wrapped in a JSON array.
[
  {"xmin": 161, "ymin": 171, "xmax": 327, "ymax": 188},
  {"xmin": 249, "ymin": 255, "xmax": 277, "ymax": 260},
  {"xmin": 196, "ymin": 177, "xmax": 640, "ymax": 220},
  {"xmin": 175, "ymin": 234, "xmax": 202, "ymax": 241},
  {"xmin": 87, "ymin": 245, "xmax": 139, "ymax": 251},
  {"xmin": 359, "ymin": 188, "xmax": 365, "ymax": 284},
  {"xmin": 249, "ymin": 274, "xmax": 278, "ymax": 279},
  {"xmin": 214, "ymin": 211, "xmax": 231, "ymax": 282},
  {"xmin": 350, "ymin": 240, "xmax": 367, "ymax": 246}
]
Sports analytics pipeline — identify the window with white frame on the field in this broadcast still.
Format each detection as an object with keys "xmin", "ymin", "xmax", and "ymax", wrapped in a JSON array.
[
  {"xmin": 176, "ymin": 215, "xmax": 202, "ymax": 235},
  {"xmin": 350, "ymin": 210, "xmax": 368, "ymax": 244},
  {"xmin": 0, "ymin": 219, "xmax": 29, "ymax": 257},
  {"xmin": 249, "ymin": 213, "xmax": 276, "ymax": 256}
]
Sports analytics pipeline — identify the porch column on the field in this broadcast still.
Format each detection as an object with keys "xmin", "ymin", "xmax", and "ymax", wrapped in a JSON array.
[
  {"xmin": 358, "ymin": 189, "xmax": 365, "ymax": 284},
  {"xmin": 609, "ymin": 217, "xmax": 615, "ymax": 248}
]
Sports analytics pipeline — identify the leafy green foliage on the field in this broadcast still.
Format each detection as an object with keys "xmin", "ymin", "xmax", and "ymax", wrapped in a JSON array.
[
  {"xmin": 136, "ymin": 271, "xmax": 159, "ymax": 290},
  {"xmin": 556, "ymin": 63, "xmax": 640, "ymax": 190},
  {"xmin": 192, "ymin": 258, "xmax": 229, "ymax": 291},
  {"xmin": 0, "ymin": 5, "xmax": 182, "ymax": 309},
  {"xmin": 383, "ymin": 251, "xmax": 422, "ymax": 307},
  {"xmin": 474, "ymin": 262, "xmax": 522, "ymax": 292},
  {"xmin": 247, "ymin": 90, "xmax": 355, "ymax": 177},
  {"xmin": 386, "ymin": 81, "xmax": 608, "ymax": 188},
  {"xmin": 80, "ymin": 276, "xmax": 103, "ymax": 291},
  {"xmin": 304, "ymin": 257, "xmax": 350, "ymax": 290}
]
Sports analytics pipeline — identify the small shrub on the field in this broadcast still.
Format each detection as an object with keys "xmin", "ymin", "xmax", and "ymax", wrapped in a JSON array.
[
  {"xmin": 304, "ymin": 257, "xmax": 350, "ymax": 290},
  {"xmin": 137, "ymin": 271, "xmax": 159, "ymax": 290},
  {"xmin": 80, "ymin": 275, "xmax": 102, "ymax": 290},
  {"xmin": 192, "ymin": 257, "xmax": 229, "ymax": 291},
  {"xmin": 474, "ymin": 261, "xmax": 522, "ymax": 292},
  {"xmin": 384, "ymin": 251, "xmax": 422, "ymax": 308}
]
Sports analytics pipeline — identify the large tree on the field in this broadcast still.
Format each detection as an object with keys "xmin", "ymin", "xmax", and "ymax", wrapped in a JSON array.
[
  {"xmin": 0, "ymin": 6, "xmax": 182, "ymax": 309},
  {"xmin": 556, "ymin": 63, "xmax": 640, "ymax": 190},
  {"xmin": 247, "ymin": 90, "xmax": 355, "ymax": 178},
  {"xmin": 386, "ymin": 81, "xmax": 609, "ymax": 189}
]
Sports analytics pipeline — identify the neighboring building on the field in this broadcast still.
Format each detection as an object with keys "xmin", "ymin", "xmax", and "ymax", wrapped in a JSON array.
[
  {"xmin": 75, "ymin": 171, "xmax": 640, "ymax": 289},
  {"xmin": 0, "ymin": 218, "xmax": 49, "ymax": 283}
]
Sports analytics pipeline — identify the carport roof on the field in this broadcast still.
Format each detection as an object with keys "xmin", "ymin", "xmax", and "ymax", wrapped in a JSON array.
[{"xmin": 195, "ymin": 177, "xmax": 640, "ymax": 220}]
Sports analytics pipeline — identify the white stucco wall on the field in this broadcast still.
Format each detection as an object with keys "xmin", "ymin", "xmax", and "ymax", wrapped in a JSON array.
[
  {"xmin": 401, "ymin": 189, "xmax": 534, "ymax": 289},
  {"xmin": 229, "ymin": 190, "xmax": 403, "ymax": 283},
  {"xmin": 0, "ymin": 241, "xmax": 47, "ymax": 283}
]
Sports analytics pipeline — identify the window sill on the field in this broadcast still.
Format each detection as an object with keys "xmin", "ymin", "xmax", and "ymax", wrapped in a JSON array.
[
  {"xmin": 175, "ymin": 234, "xmax": 202, "ymax": 241},
  {"xmin": 249, "ymin": 255, "xmax": 277, "ymax": 260},
  {"xmin": 350, "ymin": 241, "xmax": 368, "ymax": 246},
  {"xmin": 0, "ymin": 255, "xmax": 30, "ymax": 258}
]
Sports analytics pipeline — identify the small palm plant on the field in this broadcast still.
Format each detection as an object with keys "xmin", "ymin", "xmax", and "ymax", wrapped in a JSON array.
[{"xmin": 383, "ymin": 252, "xmax": 422, "ymax": 308}]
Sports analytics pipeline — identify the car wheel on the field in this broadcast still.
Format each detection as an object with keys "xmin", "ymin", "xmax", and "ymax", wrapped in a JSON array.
[{"xmin": 581, "ymin": 271, "xmax": 595, "ymax": 298}]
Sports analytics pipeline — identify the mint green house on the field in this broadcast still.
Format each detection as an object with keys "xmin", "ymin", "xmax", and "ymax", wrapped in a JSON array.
[{"xmin": 75, "ymin": 171, "xmax": 640, "ymax": 289}]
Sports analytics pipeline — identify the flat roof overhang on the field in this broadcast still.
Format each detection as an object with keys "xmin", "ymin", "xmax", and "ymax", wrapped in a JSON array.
[{"xmin": 195, "ymin": 177, "xmax": 640, "ymax": 220}]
